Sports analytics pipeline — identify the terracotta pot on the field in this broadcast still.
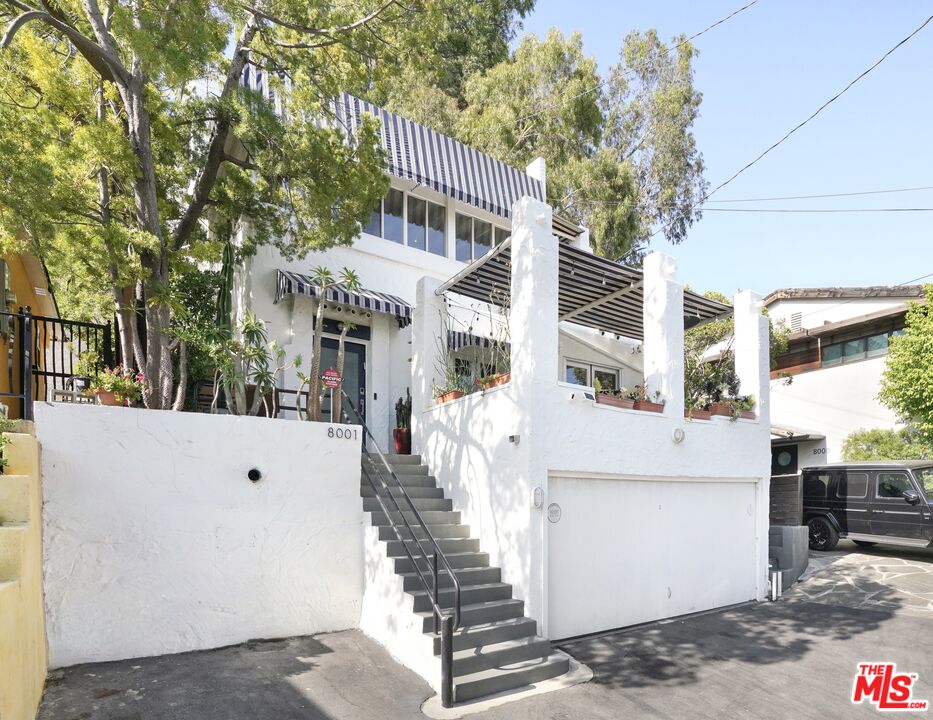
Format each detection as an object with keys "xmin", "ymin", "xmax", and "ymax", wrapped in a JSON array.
[
  {"xmin": 597, "ymin": 394, "xmax": 635, "ymax": 409},
  {"xmin": 685, "ymin": 408, "xmax": 712, "ymax": 420},
  {"xmin": 436, "ymin": 390, "xmax": 465, "ymax": 404},
  {"xmin": 393, "ymin": 428, "xmax": 411, "ymax": 455},
  {"xmin": 479, "ymin": 372, "xmax": 512, "ymax": 390},
  {"xmin": 708, "ymin": 401, "xmax": 733, "ymax": 417},
  {"xmin": 97, "ymin": 390, "xmax": 123, "ymax": 407},
  {"xmin": 739, "ymin": 410, "xmax": 756, "ymax": 420},
  {"xmin": 633, "ymin": 400, "xmax": 665, "ymax": 413}
]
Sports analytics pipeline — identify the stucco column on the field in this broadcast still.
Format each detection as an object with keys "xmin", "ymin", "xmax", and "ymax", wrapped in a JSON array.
[
  {"xmin": 733, "ymin": 289, "xmax": 770, "ymax": 426},
  {"xmin": 411, "ymin": 276, "xmax": 444, "ymax": 453},
  {"xmin": 642, "ymin": 252, "xmax": 685, "ymax": 419}
]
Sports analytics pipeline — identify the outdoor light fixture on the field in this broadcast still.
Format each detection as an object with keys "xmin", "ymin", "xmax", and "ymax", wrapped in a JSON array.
[
  {"xmin": 509, "ymin": 434, "xmax": 520, "ymax": 445},
  {"xmin": 672, "ymin": 428, "xmax": 685, "ymax": 444},
  {"xmin": 248, "ymin": 468, "xmax": 262, "ymax": 483},
  {"xmin": 532, "ymin": 487, "xmax": 544, "ymax": 508}
]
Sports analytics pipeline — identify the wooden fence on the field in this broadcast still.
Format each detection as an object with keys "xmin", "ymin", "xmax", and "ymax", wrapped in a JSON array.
[{"xmin": 770, "ymin": 473, "xmax": 803, "ymax": 526}]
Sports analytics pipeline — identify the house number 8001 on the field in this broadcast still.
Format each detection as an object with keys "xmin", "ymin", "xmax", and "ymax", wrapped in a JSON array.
[{"xmin": 328, "ymin": 427, "xmax": 358, "ymax": 440}]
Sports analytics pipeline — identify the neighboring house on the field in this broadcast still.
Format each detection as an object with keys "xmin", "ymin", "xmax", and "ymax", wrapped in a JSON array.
[
  {"xmin": 767, "ymin": 285, "xmax": 925, "ymax": 472},
  {"xmin": 234, "ymin": 85, "xmax": 773, "ymax": 702}
]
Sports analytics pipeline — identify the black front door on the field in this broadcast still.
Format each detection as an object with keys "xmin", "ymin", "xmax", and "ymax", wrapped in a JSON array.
[{"xmin": 319, "ymin": 337, "xmax": 366, "ymax": 424}]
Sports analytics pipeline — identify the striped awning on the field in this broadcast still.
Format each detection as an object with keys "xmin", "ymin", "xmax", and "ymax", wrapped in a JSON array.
[
  {"xmin": 437, "ymin": 240, "xmax": 731, "ymax": 341},
  {"xmin": 448, "ymin": 330, "xmax": 510, "ymax": 353},
  {"xmin": 275, "ymin": 270, "xmax": 412, "ymax": 326}
]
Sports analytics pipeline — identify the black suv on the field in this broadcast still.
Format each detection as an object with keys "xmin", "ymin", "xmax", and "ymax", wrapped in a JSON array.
[{"xmin": 802, "ymin": 461, "xmax": 933, "ymax": 551}]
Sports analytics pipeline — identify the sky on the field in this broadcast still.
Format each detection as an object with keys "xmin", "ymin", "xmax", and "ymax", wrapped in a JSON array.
[{"xmin": 516, "ymin": 1, "xmax": 933, "ymax": 297}]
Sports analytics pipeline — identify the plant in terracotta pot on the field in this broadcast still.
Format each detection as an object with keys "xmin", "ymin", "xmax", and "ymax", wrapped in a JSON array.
[
  {"xmin": 594, "ymin": 378, "xmax": 635, "ymax": 409},
  {"xmin": 71, "ymin": 350, "xmax": 103, "ymax": 395},
  {"xmin": 733, "ymin": 394, "xmax": 757, "ymax": 420},
  {"xmin": 92, "ymin": 365, "xmax": 144, "ymax": 407},
  {"xmin": 393, "ymin": 389, "xmax": 412, "ymax": 454},
  {"xmin": 630, "ymin": 384, "xmax": 665, "ymax": 413}
]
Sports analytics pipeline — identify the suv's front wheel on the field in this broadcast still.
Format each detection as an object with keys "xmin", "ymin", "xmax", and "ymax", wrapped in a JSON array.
[{"xmin": 808, "ymin": 516, "xmax": 839, "ymax": 551}]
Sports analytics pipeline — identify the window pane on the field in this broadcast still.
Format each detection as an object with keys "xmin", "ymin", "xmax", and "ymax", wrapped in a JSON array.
[
  {"xmin": 565, "ymin": 364, "xmax": 588, "ymax": 386},
  {"xmin": 455, "ymin": 214, "xmax": 472, "ymax": 262},
  {"xmin": 866, "ymin": 333, "xmax": 888, "ymax": 357},
  {"xmin": 474, "ymin": 220, "xmax": 492, "ymax": 258},
  {"xmin": 593, "ymin": 369, "xmax": 618, "ymax": 392},
  {"xmin": 877, "ymin": 473, "xmax": 913, "ymax": 499},
  {"xmin": 383, "ymin": 188, "xmax": 404, "ymax": 243},
  {"xmin": 822, "ymin": 343, "xmax": 842, "ymax": 367},
  {"xmin": 407, "ymin": 196, "xmax": 426, "ymax": 250},
  {"xmin": 843, "ymin": 338, "xmax": 866, "ymax": 362},
  {"xmin": 803, "ymin": 473, "xmax": 831, "ymax": 499},
  {"xmin": 495, "ymin": 227, "xmax": 510, "ymax": 246},
  {"xmin": 839, "ymin": 472, "xmax": 868, "ymax": 499},
  {"xmin": 363, "ymin": 200, "xmax": 381, "ymax": 237},
  {"xmin": 427, "ymin": 202, "xmax": 446, "ymax": 257}
]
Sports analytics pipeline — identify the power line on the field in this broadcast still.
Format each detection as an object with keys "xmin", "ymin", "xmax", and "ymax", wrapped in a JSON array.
[
  {"xmin": 707, "ymin": 185, "xmax": 933, "ymax": 203},
  {"xmin": 705, "ymin": 207, "xmax": 933, "ymax": 213},
  {"xmin": 791, "ymin": 271, "xmax": 933, "ymax": 323},
  {"xmin": 479, "ymin": 0, "xmax": 762, "ymax": 139}
]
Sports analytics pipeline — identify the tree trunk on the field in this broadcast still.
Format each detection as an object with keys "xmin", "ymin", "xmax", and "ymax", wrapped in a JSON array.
[
  {"xmin": 333, "ymin": 323, "xmax": 350, "ymax": 423},
  {"xmin": 308, "ymin": 298, "xmax": 327, "ymax": 421}
]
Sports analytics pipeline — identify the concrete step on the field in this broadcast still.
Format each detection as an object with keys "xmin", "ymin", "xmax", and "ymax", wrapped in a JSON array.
[
  {"xmin": 362, "ymin": 474, "xmax": 438, "ymax": 489},
  {"xmin": 0, "ymin": 475, "xmax": 29, "ymax": 524},
  {"xmin": 417, "ymin": 598, "xmax": 523, "ymax": 634},
  {"xmin": 453, "ymin": 651, "xmax": 570, "ymax": 703},
  {"xmin": 369, "ymin": 510, "xmax": 461, "ymax": 527},
  {"xmin": 384, "ymin": 537, "xmax": 480, "ymax": 558},
  {"xmin": 452, "ymin": 635, "xmax": 553, "ymax": 677},
  {"xmin": 394, "ymin": 552, "xmax": 489, "ymax": 575},
  {"xmin": 363, "ymin": 496, "xmax": 452, "ymax": 513},
  {"xmin": 365, "ymin": 453, "xmax": 422, "ymax": 465},
  {"xmin": 0, "ymin": 522, "xmax": 27, "ymax": 582},
  {"xmin": 377, "ymin": 524, "xmax": 471, "ymax": 542},
  {"xmin": 401, "ymin": 566, "xmax": 501, "ymax": 592},
  {"xmin": 360, "ymin": 485, "xmax": 443, "ymax": 499},
  {"xmin": 408, "ymin": 582, "xmax": 511, "ymax": 612},
  {"xmin": 430, "ymin": 617, "xmax": 538, "ymax": 654}
]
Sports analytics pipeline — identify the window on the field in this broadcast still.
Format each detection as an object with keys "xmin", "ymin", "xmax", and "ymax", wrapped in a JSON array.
[
  {"xmin": 365, "ymin": 188, "xmax": 446, "ymax": 256},
  {"xmin": 838, "ymin": 472, "xmax": 868, "ymax": 499},
  {"xmin": 803, "ymin": 472, "xmax": 831, "ymax": 499},
  {"xmin": 565, "ymin": 363, "xmax": 588, "ymax": 386},
  {"xmin": 876, "ymin": 472, "xmax": 913, "ymax": 499},
  {"xmin": 495, "ymin": 227, "xmax": 510, "ymax": 246},
  {"xmin": 593, "ymin": 367, "xmax": 619, "ymax": 392},
  {"xmin": 383, "ymin": 188, "xmax": 404, "ymax": 243},
  {"xmin": 428, "ymin": 203, "xmax": 446, "ymax": 256},
  {"xmin": 822, "ymin": 343, "xmax": 842, "ymax": 367},
  {"xmin": 363, "ymin": 200, "xmax": 382, "ymax": 237},
  {"xmin": 821, "ymin": 328, "xmax": 903, "ymax": 367},
  {"xmin": 915, "ymin": 466, "xmax": 933, "ymax": 500},
  {"xmin": 866, "ymin": 333, "xmax": 888, "ymax": 358},
  {"xmin": 455, "ymin": 213, "xmax": 507, "ymax": 262}
]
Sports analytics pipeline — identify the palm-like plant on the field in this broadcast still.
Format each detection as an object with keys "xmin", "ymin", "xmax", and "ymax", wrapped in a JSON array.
[{"xmin": 332, "ymin": 321, "xmax": 357, "ymax": 423}]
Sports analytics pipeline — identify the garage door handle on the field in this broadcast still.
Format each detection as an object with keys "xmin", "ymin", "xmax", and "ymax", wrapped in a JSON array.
[{"xmin": 870, "ymin": 509, "xmax": 885, "ymax": 514}]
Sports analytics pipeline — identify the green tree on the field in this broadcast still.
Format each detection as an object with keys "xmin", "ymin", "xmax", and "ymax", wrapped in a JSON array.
[
  {"xmin": 842, "ymin": 428, "xmax": 933, "ymax": 462},
  {"xmin": 454, "ymin": 29, "xmax": 706, "ymax": 261},
  {"xmin": 0, "ymin": 0, "xmax": 473, "ymax": 409},
  {"xmin": 879, "ymin": 285, "xmax": 933, "ymax": 441}
]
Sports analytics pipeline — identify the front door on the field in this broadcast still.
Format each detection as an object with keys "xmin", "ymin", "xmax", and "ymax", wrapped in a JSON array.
[
  {"xmin": 319, "ymin": 337, "xmax": 366, "ymax": 424},
  {"xmin": 870, "ymin": 470, "xmax": 933, "ymax": 544}
]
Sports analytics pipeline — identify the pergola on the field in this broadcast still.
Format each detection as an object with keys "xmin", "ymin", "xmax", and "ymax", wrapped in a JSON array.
[{"xmin": 435, "ymin": 237, "xmax": 731, "ymax": 341}]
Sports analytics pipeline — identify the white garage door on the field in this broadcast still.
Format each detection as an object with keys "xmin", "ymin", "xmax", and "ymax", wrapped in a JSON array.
[{"xmin": 547, "ymin": 476, "xmax": 759, "ymax": 640}]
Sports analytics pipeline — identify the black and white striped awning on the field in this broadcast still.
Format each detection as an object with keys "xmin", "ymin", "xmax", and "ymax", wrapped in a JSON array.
[
  {"xmin": 275, "ymin": 270, "xmax": 412, "ymax": 326},
  {"xmin": 436, "ymin": 240, "xmax": 731, "ymax": 341},
  {"xmin": 448, "ymin": 330, "xmax": 510, "ymax": 353}
]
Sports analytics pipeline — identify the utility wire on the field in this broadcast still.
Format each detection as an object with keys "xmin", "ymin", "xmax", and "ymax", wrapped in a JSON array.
[
  {"xmin": 789, "ymin": 271, "xmax": 933, "ymax": 323},
  {"xmin": 707, "ymin": 185, "xmax": 933, "ymax": 203},
  {"xmin": 704, "ymin": 207, "xmax": 933, "ymax": 213}
]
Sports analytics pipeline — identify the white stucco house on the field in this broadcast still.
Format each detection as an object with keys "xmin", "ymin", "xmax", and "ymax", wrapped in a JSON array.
[
  {"xmin": 231, "ymin": 85, "xmax": 774, "ymax": 704},
  {"xmin": 767, "ymin": 285, "xmax": 925, "ymax": 471}
]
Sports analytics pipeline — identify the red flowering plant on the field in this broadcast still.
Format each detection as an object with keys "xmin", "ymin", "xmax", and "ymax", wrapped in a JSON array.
[{"xmin": 91, "ymin": 365, "xmax": 144, "ymax": 406}]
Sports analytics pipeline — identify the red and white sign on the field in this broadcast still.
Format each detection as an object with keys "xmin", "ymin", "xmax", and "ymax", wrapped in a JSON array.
[
  {"xmin": 852, "ymin": 663, "xmax": 928, "ymax": 711},
  {"xmin": 321, "ymin": 368, "xmax": 342, "ymax": 388}
]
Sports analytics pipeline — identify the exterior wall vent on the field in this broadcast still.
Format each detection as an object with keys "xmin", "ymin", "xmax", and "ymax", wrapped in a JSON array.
[{"xmin": 790, "ymin": 312, "xmax": 802, "ymax": 332}]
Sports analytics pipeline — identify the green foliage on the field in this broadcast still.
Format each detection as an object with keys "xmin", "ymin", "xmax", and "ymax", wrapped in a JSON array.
[
  {"xmin": 92, "ymin": 365, "xmax": 145, "ymax": 405},
  {"xmin": 879, "ymin": 286, "xmax": 933, "ymax": 442},
  {"xmin": 395, "ymin": 388, "xmax": 412, "ymax": 429},
  {"xmin": 842, "ymin": 427, "xmax": 933, "ymax": 462}
]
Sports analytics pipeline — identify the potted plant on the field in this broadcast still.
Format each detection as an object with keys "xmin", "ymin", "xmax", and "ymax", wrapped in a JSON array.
[
  {"xmin": 631, "ymin": 385, "xmax": 665, "ymax": 413},
  {"xmin": 433, "ymin": 373, "xmax": 471, "ymax": 405},
  {"xmin": 594, "ymin": 378, "xmax": 635, "ymax": 409},
  {"xmin": 71, "ymin": 350, "xmax": 102, "ymax": 394},
  {"xmin": 734, "ymin": 395, "xmax": 757, "ymax": 420},
  {"xmin": 393, "ymin": 389, "xmax": 412, "ymax": 454},
  {"xmin": 92, "ymin": 365, "xmax": 144, "ymax": 407},
  {"xmin": 684, "ymin": 403, "xmax": 712, "ymax": 420}
]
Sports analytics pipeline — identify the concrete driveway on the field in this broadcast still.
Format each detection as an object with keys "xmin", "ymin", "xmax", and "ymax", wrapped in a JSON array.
[{"xmin": 39, "ymin": 543, "xmax": 933, "ymax": 720}]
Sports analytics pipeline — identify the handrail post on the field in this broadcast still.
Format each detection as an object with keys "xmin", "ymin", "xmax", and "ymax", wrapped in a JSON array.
[
  {"xmin": 21, "ymin": 308, "xmax": 33, "ymax": 421},
  {"xmin": 441, "ymin": 613, "xmax": 454, "ymax": 708},
  {"xmin": 433, "ymin": 552, "xmax": 440, "ymax": 634}
]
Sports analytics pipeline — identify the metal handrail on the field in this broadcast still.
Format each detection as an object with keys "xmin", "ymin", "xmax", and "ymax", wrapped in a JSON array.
[{"xmin": 339, "ymin": 389, "xmax": 461, "ymax": 708}]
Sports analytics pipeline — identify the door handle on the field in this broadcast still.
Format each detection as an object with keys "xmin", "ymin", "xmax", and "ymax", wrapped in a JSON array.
[{"xmin": 871, "ymin": 509, "xmax": 885, "ymax": 514}]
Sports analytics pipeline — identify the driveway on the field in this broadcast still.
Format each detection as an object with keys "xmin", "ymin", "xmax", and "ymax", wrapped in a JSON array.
[{"xmin": 39, "ymin": 544, "xmax": 933, "ymax": 720}]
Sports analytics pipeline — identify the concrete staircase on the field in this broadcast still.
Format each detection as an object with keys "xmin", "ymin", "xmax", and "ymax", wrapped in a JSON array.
[{"xmin": 360, "ymin": 453, "xmax": 568, "ymax": 704}]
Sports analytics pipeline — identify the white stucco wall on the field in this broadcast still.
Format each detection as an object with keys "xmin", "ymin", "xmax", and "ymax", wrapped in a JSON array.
[
  {"xmin": 767, "ymin": 297, "xmax": 909, "ymax": 330},
  {"xmin": 36, "ymin": 402, "xmax": 364, "ymax": 668},
  {"xmin": 770, "ymin": 357, "xmax": 900, "ymax": 462}
]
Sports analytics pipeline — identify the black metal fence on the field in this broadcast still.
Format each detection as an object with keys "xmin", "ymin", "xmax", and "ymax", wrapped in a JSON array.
[{"xmin": 0, "ymin": 307, "xmax": 117, "ymax": 420}]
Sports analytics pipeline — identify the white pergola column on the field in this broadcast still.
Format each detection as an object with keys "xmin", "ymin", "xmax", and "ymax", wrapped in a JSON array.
[
  {"xmin": 642, "ymin": 252, "xmax": 685, "ymax": 419},
  {"xmin": 411, "ymin": 276, "xmax": 444, "ymax": 451},
  {"xmin": 734, "ymin": 290, "xmax": 770, "ymax": 424}
]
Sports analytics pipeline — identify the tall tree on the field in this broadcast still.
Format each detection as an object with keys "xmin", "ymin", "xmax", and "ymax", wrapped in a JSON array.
[
  {"xmin": 0, "ymin": 0, "xmax": 468, "ymax": 409},
  {"xmin": 455, "ymin": 29, "xmax": 707, "ymax": 261}
]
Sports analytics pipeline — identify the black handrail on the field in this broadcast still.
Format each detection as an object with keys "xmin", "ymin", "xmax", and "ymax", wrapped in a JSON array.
[{"xmin": 339, "ymin": 389, "xmax": 462, "ymax": 708}]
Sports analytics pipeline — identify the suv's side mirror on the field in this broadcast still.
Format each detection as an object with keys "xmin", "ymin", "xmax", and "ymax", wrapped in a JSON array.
[{"xmin": 903, "ymin": 490, "xmax": 922, "ymax": 505}]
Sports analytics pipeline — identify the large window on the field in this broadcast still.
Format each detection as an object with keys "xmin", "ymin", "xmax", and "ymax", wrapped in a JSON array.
[
  {"xmin": 821, "ymin": 328, "xmax": 903, "ymax": 368},
  {"xmin": 456, "ymin": 213, "xmax": 506, "ymax": 262},
  {"xmin": 876, "ymin": 472, "xmax": 913, "ymax": 500},
  {"xmin": 563, "ymin": 361, "xmax": 620, "ymax": 390},
  {"xmin": 363, "ymin": 188, "xmax": 443, "ymax": 255}
]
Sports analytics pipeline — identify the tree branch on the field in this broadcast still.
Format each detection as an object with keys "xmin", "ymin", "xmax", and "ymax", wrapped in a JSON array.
[{"xmin": 241, "ymin": 0, "xmax": 399, "ymax": 39}]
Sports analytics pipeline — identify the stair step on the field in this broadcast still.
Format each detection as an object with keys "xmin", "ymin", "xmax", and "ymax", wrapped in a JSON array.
[
  {"xmin": 385, "ymin": 537, "xmax": 480, "ymax": 558},
  {"xmin": 361, "ymin": 485, "xmax": 443, "ymax": 499},
  {"xmin": 369, "ymin": 510, "xmax": 460, "ymax": 527},
  {"xmin": 365, "ymin": 453, "xmax": 422, "ymax": 465},
  {"xmin": 431, "ymin": 617, "xmax": 538, "ymax": 654},
  {"xmin": 453, "ymin": 651, "xmax": 569, "ymax": 703},
  {"xmin": 395, "ymin": 552, "xmax": 489, "ymax": 575},
  {"xmin": 408, "ymin": 582, "xmax": 511, "ymax": 612},
  {"xmin": 362, "ymin": 474, "xmax": 438, "ymax": 489},
  {"xmin": 417, "ymin": 599, "xmax": 523, "ymax": 633},
  {"xmin": 452, "ymin": 635, "xmax": 552, "ymax": 677},
  {"xmin": 377, "ymin": 524, "xmax": 471, "ymax": 542},
  {"xmin": 363, "ymin": 496, "xmax": 453, "ymax": 513},
  {"xmin": 401, "ymin": 566, "xmax": 501, "ymax": 592}
]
